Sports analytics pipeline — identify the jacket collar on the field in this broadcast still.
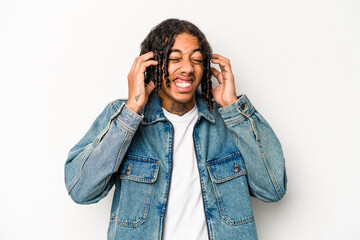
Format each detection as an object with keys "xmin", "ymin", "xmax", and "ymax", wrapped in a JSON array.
[{"xmin": 140, "ymin": 89, "xmax": 215, "ymax": 125}]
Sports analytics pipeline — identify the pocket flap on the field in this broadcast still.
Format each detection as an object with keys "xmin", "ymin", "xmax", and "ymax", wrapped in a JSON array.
[
  {"xmin": 207, "ymin": 153, "xmax": 247, "ymax": 184},
  {"xmin": 119, "ymin": 156, "xmax": 159, "ymax": 183}
]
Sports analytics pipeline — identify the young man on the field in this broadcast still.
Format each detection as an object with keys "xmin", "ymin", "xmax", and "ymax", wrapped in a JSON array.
[{"xmin": 65, "ymin": 19, "xmax": 287, "ymax": 240}]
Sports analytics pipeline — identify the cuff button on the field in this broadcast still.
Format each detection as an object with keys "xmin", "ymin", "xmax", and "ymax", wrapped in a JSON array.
[{"xmin": 240, "ymin": 103, "xmax": 246, "ymax": 110}]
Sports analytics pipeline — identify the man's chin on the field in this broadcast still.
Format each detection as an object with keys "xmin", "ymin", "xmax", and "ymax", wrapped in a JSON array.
[{"xmin": 172, "ymin": 94, "xmax": 196, "ymax": 104}]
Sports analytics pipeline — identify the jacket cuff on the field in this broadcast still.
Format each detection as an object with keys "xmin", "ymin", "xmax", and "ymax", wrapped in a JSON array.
[
  {"xmin": 113, "ymin": 103, "xmax": 144, "ymax": 133},
  {"xmin": 218, "ymin": 94, "xmax": 255, "ymax": 125}
]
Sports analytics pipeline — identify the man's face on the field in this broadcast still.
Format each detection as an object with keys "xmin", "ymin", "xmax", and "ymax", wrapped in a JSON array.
[{"xmin": 158, "ymin": 33, "xmax": 204, "ymax": 110}]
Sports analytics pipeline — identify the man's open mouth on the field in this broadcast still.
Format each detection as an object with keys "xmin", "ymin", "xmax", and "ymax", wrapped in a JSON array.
[{"xmin": 173, "ymin": 78, "xmax": 193, "ymax": 89}]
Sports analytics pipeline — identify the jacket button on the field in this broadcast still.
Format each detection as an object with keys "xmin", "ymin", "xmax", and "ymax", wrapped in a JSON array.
[
  {"xmin": 240, "ymin": 103, "xmax": 246, "ymax": 110},
  {"xmin": 125, "ymin": 163, "xmax": 131, "ymax": 175},
  {"xmin": 234, "ymin": 162, "xmax": 240, "ymax": 173}
]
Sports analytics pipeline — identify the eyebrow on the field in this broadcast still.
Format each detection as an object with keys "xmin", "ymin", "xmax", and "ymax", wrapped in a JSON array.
[{"xmin": 170, "ymin": 48, "xmax": 202, "ymax": 54}]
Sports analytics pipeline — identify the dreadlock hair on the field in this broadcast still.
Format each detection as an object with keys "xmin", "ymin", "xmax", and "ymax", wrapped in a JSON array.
[{"xmin": 140, "ymin": 18, "xmax": 213, "ymax": 110}]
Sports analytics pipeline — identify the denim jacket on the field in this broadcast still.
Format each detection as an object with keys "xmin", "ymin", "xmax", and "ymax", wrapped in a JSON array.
[{"xmin": 64, "ymin": 91, "xmax": 287, "ymax": 240}]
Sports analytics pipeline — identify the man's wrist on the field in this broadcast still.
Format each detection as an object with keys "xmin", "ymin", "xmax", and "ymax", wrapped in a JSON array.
[
  {"xmin": 222, "ymin": 96, "xmax": 238, "ymax": 108},
  {"xmin": 125, "ymin": 101, "xmax": 142, "ymax": 114},
  {"xmin": 218, "ymin": 94, "xmax": 255, "ymax": 125}
]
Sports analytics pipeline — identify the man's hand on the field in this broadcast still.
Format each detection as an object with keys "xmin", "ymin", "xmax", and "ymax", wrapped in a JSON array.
[
  {"xmin": 126, "ymin": 52, "xmax": 158, "ymax": 114},
  {"xmin": 210, "ymin": 54, "xmax": 238, "ymax": 108}
]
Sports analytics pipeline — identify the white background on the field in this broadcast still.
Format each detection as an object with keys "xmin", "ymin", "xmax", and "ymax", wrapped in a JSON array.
[{"xmin": 1, "ymin": 0, "xmax": 359, "ymax": 239}]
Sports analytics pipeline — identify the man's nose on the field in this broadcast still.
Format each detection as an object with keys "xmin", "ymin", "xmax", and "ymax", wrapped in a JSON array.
[{"xmin": 180, "ymin": 59, "xmax": 194, "ymax": 74}]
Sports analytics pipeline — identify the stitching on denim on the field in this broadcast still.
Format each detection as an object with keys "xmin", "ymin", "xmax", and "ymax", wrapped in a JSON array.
[
  {"xmin": 115, "ymin": 176, "xmax": 155, "ymax": 227},
  {"xmin": 260, "ymin": 148, "xmax": 283, "ymax": 199},
  {"xmin": 222, "ymin": 215, "xmax": 255, "ymax": 226},
  {"xmin": 249, "ymin": 117, "xmax": 282, "ymax": 199},
  {"xmin": 67, "ymin": 103, "xmax": 127, "ymax": 194},
  {"xmin": 224, "ymin": 115, "xmax": 246, "ymax": 126},
  {"xmin": 212, "ymin": 170, "xmax": 247, "ymax": 183},
  {"xmin": 206, "ymin": 162, "xmax": 247, "ymax": 182},
  {"xmin": 119, "ymin": 169, "xmax": 159, "ymax": 183},
  {"xmin": 225, "ymin": 107, "xmax": 255, "ymax": 127},
  {"xmin": 116, "ymin": 118, "xmax": 136, "ymax": 133},
  {"xmin": 116, "ymin": 217, "xmax": 145, "ymax": 228},
  {"xmin": 101, "ymin": 175, "xmax": 112, "ymax": 193},
  {"xmin": 198, "ymin": 112, "xmax": 216, "ymax": 124},
  {"xmin": 119, "ymin": 160, "xmax": 160, "ymax": 183},
  {"xmin": 67, "ymin": 145, "xmax": 95, "ymax": 193},
  {"xmin": 210, "ymin": 175, "xmax": 226, "ymax": 226},
  {"xmin": 109, "ymin": 99, "xmax": 127, "ymax": 109},
  {"xmin": 67, "ymin": 103, "xmax": 118, "ymax": 193},
  {"xmin": 113, "ymin": 131, "xmax": 130, "ymax": 172},
  {"xmin": 193, "ymin": 126, "xmax": 213, "ymax": 239},
  {"xmin": 211, "ymin": 176, "xmax": 255, "ymax": 226},
  {"xmin": 112, "ymin": 103, "xmax": 142, "ymax": 133},
  {"xmin": 101, "ymin": 131, "xmax": 130, "ymax": 193},
  {"xmin": 125, "ymin": 155, "xmax": 159, "ymax": 163},
  {"xmin": 109, "ymin": 100, "xmax": 118, "ymax": 112},
  {"xmin": 207, "ymin": 152, "xmax": 241, "ymax": 165},
  {"xmin": 141, "ymin": 117, "xmax": 167, "ymax": 125}
]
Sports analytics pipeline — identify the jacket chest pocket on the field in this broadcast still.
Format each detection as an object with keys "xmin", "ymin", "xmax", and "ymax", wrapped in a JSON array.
[
  {"xmin": 207, "ymin": 153, "xmax": 254, "ymax": 226},
  {"xmin": 115, "ymin": 156, "xmax": 159, "ymax": 228}
]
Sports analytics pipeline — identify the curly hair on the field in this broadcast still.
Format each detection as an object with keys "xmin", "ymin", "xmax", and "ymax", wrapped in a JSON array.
[{"xmin": 140, "ymin": 18, "xmax": 213, "ymax": 110}]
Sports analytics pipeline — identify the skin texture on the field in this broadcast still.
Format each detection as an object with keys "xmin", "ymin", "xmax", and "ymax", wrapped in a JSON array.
[
  {"xmin": 158, "ymin": 33, "xmax": 204, "ymax": 116},
  {"xmin": 126, "ymin": 33, "xmax": 238, "ymax": 115},
  {"xmin": 210, "ymin": 54, "xmax": 238, "ymax": 108},
  {"xmin": 139, "ymin": 19, "xmax": 214, "ymax": 111},
  {"xmin": 126, "ymin": 52, "xmax": 157, "ymax": 114}
]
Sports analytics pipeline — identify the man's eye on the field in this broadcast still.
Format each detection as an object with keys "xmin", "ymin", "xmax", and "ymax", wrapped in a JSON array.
[{"xmin": 192, "ymin": 59, "xmax": 203, "ymax": 63}]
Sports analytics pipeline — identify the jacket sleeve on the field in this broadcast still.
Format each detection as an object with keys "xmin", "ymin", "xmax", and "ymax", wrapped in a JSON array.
[
  {"xmin": 64, "ymin": 101, "xmax": 143, "ymax": 204},
  {"xmin": 218, "ymin": 94, "xmax": 287, "ymax": 202}
]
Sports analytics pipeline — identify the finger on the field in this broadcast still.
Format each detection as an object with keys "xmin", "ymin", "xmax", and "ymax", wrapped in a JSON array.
[
  {"xmin": 211, "ymin": 67, "xmax": 220, "ymax": 77},
  {"xmin": 138, "ymin": 51, "xmax": 155, "ymax": 61},
  {"xmin": 211, "ymin": 54, "xmax": 230, "ymax": 64},
  {"xmin": 210, "ymin": 67, "xmax": 221, "ymax": 79},
  {"xmin": 137, "ymin": 60, "xmax": 158, "ymax": 74},
  {"xmin": 211, "ymin": 67, "xmax": 223, "ymax": 84},
  {"xmin": 142, "ymin": 60, "xmax": 158, "ymax": 68},
  {"xmin": 211, "ymin": 54, "xmax": 231, "ymax": 71},
  {"xmin": 211, "ymin": 59, "xmax": 231, "ymax": 74},
  {"xmin": 134, "ymin": 52, "xmax": 156, "ymax": 71},
  {"xmin": 145, "ymin": 80, "xmax": 155, "ymax": 96}
]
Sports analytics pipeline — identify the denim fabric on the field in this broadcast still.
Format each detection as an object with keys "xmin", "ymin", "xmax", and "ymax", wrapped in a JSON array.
[{"xmin": 64, "ymin": 90, "xmax": 287, "ymax": 240}]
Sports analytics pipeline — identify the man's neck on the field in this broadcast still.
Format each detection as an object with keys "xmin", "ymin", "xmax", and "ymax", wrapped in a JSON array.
[{"xmin": 160, "ymin": 97, "xmax": 195, "ymax": 116}]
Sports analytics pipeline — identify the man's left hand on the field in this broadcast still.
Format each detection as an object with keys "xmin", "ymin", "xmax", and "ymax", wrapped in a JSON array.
[{"xmin": 210, "ymin": 54, "xmax": 238, "ymax": 108}]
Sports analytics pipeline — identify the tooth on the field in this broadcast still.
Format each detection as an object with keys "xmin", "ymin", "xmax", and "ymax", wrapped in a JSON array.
[{"xmin": 175, "ymin": 80, "xmax": 191, "ymax": 88}]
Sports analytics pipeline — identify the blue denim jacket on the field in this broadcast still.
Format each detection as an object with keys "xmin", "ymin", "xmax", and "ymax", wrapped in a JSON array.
[{"xmin": 64, "ymin": 91, "xmax": 287, "ymax": 240}]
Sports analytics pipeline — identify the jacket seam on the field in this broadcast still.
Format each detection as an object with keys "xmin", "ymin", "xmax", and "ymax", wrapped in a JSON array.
[
  {"xmin": 119, "ymin": 162, "xmax": 159, "ymax": 183},
  {"xmin": 206, "ymin": 152, "xmax": 241, "ymax": 165},
  {"xmin": 248, "ymin": 117, "xmax": 282, "ymax": 200},
  {"xmin": 210, "ymin": 175, "xmax": 254, "ymax": 226},
  {"xmin": 224, "ymin": 107, "xmax": 255, "ymax": 127},
  {"xmin": 67, "ymin": 144, "xmax": 95, "ymax": 193},
  {"xmin": 208, "ymin": 168, "xmax": 247, "ymax": 183},
  {"xmin": 67, "ymin": 103, "xmax": 127, "ymax": 195},
  {"xmin": 100, "ymin": 131, "xmax": 131, "ymax": 193},
  {"xmin": 114, "ymin": 175, "xmax": 155, "ymax": 228}
]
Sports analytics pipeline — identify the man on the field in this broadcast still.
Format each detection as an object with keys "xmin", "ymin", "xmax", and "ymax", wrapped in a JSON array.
[{"xmin": 65, "ymin": 19, "xmax": 287, "ymax": 240}]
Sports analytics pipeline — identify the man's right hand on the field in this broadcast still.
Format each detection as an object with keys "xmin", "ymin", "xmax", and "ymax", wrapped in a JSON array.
[{"xmin": 126, "ymin": 52, "xmax": 158, "ymax": 114}]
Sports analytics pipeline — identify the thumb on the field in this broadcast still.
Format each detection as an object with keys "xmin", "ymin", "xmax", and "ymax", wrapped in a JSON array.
[{"xmin": 145, "ymin": 80, "xmax": 155, "ymax": 97}]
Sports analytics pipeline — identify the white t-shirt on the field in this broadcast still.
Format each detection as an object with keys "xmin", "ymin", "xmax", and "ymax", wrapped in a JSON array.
[{"xmin": 162, "ymin": 104, "xmax": 209, "ymax": 240}]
